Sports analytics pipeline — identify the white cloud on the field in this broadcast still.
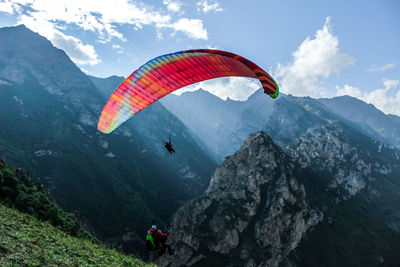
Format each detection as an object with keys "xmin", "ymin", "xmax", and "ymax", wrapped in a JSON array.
[
  {"xmin": 383, "ymin": 78, "xmax": 399, "ymax": 90},
  {"xmin": 112, "ymin": 44, "xmax": 122, "ymax": 50},
  {"xmin": 163, "ymin": 0, "xmax": 182, "ymax": 13},
  {"xmin": 17, "ymin": 14, "xmax": 100, "ymax": 65},
  {"xmin": 111, "ymin": 44, "xmax": 124, "ymax": 54},
  {"xmin": 197, "ymin": 0, "xmax": 223, "ymax": 13},
  {"xmin": 174, "ymin": 77, "xmax": 260, "ymax": 101},
  {"xmin": 0, "ymin": 0, "xmax": 17, "ymax": 13},
  {"xmin": 335, "ymin": 84, "xmax": 363, "ymax": 98},
  {"xmin": 157, "ymin": 18, "xmax": 208, "ymax": 40},
  {"xmin": 0, "ymin": 0, "xmax": 209, "ymax": 64},
  {"xmin": 3, "ymin": 0, "xmax": 171, "ymax": 42},
  {"xmin": 336, "ymin": 79, "xmax": 400, "ymax": 116},
  {"xmin": 79, "ymin": 67, "xmax": 91, "ymax": 75},
  {"xmin": 275, "ymin": 17, "xmax": 354, "ymax": 97},
  {"xmin": 366, "ymin": 63, "xmax": 396, "ymax": 72},
  {"xmin": 52, "ymin": 32, "xmax": 100, "ymax": 65},
  {"xmin": 0, "ymin": 0, "xmax": 207, "ymax": 41}
]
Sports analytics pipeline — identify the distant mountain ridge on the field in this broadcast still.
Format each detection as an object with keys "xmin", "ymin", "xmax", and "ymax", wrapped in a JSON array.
[
  {"xmin": 319, "ymin": 95, "xmax": 400, "ymax": 149},
  {"xmin": 161, "ymin": 89, "xmax": 275, "ymax": 161},
  {"xmin": 162, "ymin": 89, "xmax": 400, "ymax": 162},
  {"xmin": 88, "ymin": 75, "xmax": 124, "ymax": 99}
]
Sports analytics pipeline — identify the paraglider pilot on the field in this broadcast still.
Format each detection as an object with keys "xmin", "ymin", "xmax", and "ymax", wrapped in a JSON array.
[
  {"xmin": 165, "ymin": 137, "xmax": 175, "ymax": 154},
  {"xmin": 146, "ymin": 224, "xmax": 174, "ymax": 256}
]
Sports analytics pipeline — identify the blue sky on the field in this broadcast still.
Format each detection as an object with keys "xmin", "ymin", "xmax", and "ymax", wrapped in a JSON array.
[{"xmin": 0, "ymin": 0, "xmax": 399, "ymax": 115}]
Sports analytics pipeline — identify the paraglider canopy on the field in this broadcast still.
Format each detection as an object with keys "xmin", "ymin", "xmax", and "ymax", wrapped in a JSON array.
[{"xmin": 98, "ymin": 49, "xmax": 279, "ymax": 134}]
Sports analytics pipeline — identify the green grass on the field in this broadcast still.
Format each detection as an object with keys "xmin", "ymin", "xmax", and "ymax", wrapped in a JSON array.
[
  {"xmin": 0, "ymin": 159, "xmax": 94, "ymax": 241},
  {"xmin": 0, "ymin": 204, "xmax": 155, "ymax": 267}
]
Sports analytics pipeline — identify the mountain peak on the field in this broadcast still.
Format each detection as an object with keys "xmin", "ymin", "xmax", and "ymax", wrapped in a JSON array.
[
  {"xmin": 239, "ymin": 130, "xmax": 276, "ymax": 151},
  {"xmin": 160, "ymin": 130, "xmax": 322, "ymax": 266},
  {"xmin": 9, "ymin": 24, "xmax": 28, "ymax": 30},
  {"xmin": 0, "ymin": 24, "xmax": 49, "ymax": 44},
  {"xmin": 0, "ymin": 24, "xmax": 97, "ymax": 97},
  {"xmin": 168, "ymin": 88, "xmax": 225, "ymax": 105},
  {"xmin": 1, "ymin": 24, "xmax": 28, "ymax": 31},
  {"xmin": 182, "ymin": 88, "xmax": 217, "ymax": 97}
]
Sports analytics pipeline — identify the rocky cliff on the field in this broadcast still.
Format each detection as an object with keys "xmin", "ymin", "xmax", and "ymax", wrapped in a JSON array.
[
  {"xmin": 159, "ymin": 132, "xmax": 322, "ymax": 266},
  {"xmin": 287, "ymin": 123, "xmax": 400, "ymax": 266},
  {"xmin": 159, "ymin": 121, "xmax": 400, "ymax": 266},
  {"xmin": 289, "ymin": 122, "xmax": 398, "ymax": 199}
]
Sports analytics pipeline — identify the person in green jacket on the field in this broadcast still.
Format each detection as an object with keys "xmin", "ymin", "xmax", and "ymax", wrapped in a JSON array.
[{"xmin": 146, "ymin": 224, "xmax": 174, "ymax": 256}]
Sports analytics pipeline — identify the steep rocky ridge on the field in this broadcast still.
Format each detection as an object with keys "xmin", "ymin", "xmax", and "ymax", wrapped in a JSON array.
[
  {"xmin": 159, "ymin": 120, "xmax": 400, "ymax": 266},
  {"xmin": 284, "ymin": 120, "xmax": 399, "ymax": 266},
  {"xmin": 285, "ymin": 122, "xmax": 400, "ymax": 266},
  {"xmin": 288, "ymin": 122, "xmax": 399, "ymax": 199},
  {"xmin": 159, "ymin": 132, "xmax": 323, "ymax": 266}
]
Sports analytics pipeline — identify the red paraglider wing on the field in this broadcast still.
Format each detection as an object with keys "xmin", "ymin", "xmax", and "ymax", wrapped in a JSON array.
[{"xmin": 98, "ymin": 49, "xmax": 279, "ymax": 134}]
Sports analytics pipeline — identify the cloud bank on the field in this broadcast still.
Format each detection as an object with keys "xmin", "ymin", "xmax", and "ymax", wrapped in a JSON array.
[
  {"xmin": 0, "ymin": 0, "xmax": 209, "ymax": 65},
  {"xmin": 275, "ymin": 17, "xmax": 354, "ymax": 97}
]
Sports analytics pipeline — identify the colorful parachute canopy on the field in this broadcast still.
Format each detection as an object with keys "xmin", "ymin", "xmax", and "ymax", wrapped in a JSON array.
[{"xmin": 98, "ymin": 49, "xmax": 279, "ymax": 134}]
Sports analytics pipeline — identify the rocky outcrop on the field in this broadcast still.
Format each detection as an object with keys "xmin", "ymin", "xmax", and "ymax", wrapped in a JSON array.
[
  {"xmin": 159, "ymin": 132, "xmax": 322, "ymax": 266},
  {"xmin": 288, "ymin": 122, "xmax": 398, "ymax": 198},
  {"xmin": 158, "ymin": 122, "xmax": 400, "ymax": 266},
  {"xmin": 286, "ymin": 123, "xmax": 400, "ymax": 267}
]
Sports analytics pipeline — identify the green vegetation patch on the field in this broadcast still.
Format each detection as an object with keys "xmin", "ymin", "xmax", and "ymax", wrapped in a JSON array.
[
  {"xmin": 0, "ymin": 204, "xmax": 154, "ymax": 267},
  {"xmin": 0, "ymin": 159, "xmax": 93, "ymax": 240}
]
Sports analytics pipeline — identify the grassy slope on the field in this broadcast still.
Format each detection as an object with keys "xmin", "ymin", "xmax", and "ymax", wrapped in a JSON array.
[
  {"xmin": 0, "ymin": 204, "xmax": 154, "ymax": 267},
  {"xmin": 0, "ymin": 159, "xmax": 93, "ymax": 240}
]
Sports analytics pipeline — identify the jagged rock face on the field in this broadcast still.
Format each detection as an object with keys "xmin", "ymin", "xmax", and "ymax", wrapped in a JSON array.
[
  {"xmin": 159, "ymin": 132, "xmax": 322, "ymax": 267},
  {"xmin": 289, "ymin": 122, "xmax": 398, "ymax": 198},
  {"xmin": 286, "ymin": 124, "xmax": 400, "ymax": 266}
]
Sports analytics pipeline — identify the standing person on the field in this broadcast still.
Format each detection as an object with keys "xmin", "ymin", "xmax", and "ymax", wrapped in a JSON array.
[{"xmin": 146, "ymin": 224, "xmax": 174, "ymax": 256}]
